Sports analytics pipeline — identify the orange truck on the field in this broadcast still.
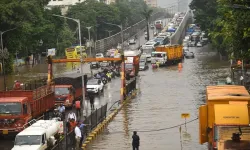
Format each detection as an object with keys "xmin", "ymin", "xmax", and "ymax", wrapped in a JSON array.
[
  {"xmin": 199, "ymin": 85, "xmax": 250, "ymax": 150},
  {"xmin": 151, "ymin": 45, "xmax": 183, "ymax": 65},
  {"xmin": 0, "ymin": 84, "xmax": 55, "ymax": 136},
  {"xmin": 124, "ymin": 50, "xmax": 141, "ymax": 77},
  {"xmin": 53, "ymin": 73, "xmax": 83, "ymax": 107}
]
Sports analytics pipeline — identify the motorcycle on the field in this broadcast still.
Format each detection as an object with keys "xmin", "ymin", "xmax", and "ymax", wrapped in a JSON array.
[{"xmin": 102, "ymin": 77, "xmax": 107, "ymax": 85}]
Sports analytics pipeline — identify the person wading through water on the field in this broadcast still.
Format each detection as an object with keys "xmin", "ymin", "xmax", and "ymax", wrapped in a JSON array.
[
  {"xmin": 89, "ymin": 93, "xmax": 95, "ymax": 110},
  {"xmin": 132, "ymin": 131, "xmax": 140, "ymax": 150}
]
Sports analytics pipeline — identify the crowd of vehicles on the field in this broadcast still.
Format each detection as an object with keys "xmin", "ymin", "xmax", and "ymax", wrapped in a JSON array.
[{"xmin": 199, "ymin": 85, "xmax": 250, "ymax": 150}]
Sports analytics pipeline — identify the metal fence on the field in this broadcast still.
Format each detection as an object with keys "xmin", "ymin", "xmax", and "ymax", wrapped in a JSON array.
[
  {"xmin": 51, "ymin": 103, "xmax": 107, "ymax": 150},
  {"xmin": 125, "ymin": 77, "xmax": 136, "ymax": 96},
  {"xmin": 95, "ymin": 12, "xmax": 165, "ymax": 54}
]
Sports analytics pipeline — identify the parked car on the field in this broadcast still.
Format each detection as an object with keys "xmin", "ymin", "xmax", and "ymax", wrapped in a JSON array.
[
  {"xmin": 189, "ymin": 41, "xmax": 196, "ymax": 47},
  {"xmin": 185, "ymin": 51, "xmax": 195, "ymax": 59},
  {"xmin": 183, "ymin": 47, "xmax": 189, "ymax": 56},
  {"xmin": 150, "ymin": 24, "xmax": 154, "ymax": 28},
  {"xmin": 196, "ymin": 42, "xmax": 203, "ymax": 47},
  {"xmin": 90, "ymin": 62, "xmax": 100, "ymax": 69},
  {"xmin": 129, "ymin": 38, "xmax": 136, "ymax": 44},
  {"xmin": 100, "ymin": 61, "xmax": 110, "ymax": 68},
  {"xmin": 139, "ymin": 61, "xmax": 148, "ymax": 71},
  {"xmin": 96, "ymin": 53, "xmax": 104, "ymax": 58},
  {"xmin": 86, "ymin": 78, "xmax": 104, "ymax": 94}
]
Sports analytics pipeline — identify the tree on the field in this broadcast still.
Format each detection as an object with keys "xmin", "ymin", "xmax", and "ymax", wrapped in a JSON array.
[
  {"xmin": 190, "ymin": 0, "xmax": 250, "ymax": 59},
  {"xmin": 142, "ymin": 4, "xmax": 153, "ymax": 41}
]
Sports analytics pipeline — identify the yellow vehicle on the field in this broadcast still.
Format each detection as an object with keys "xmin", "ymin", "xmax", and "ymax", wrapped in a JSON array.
[
  {"xmin": 65, "ymin": 46, "xmax": 87, "ymax": 59},
  {"xmin": 199, "ymin": 85, "xmax": 250, "ymax": 150}
]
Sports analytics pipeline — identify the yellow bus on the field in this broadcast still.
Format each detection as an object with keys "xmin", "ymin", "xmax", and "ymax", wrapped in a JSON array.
[{"xmin": 65, "ymin": 46, "xmax": 87, "ymax": 59}]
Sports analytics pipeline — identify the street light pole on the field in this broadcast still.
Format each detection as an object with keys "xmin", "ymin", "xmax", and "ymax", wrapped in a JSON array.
[
  {"xmin": 86, "ymin": 27, "xmax": 92, "ymax": 56},
  {"xmin": 52, "ymin": 14, "xmax": 87, "ymax": 117},
  {"xmin": 0, "ymin": 28, "xmax": 17, "ymax": 91},
  {"xmin": 102, "ymin": 22, "xmax": 125, "ymax": 102}
]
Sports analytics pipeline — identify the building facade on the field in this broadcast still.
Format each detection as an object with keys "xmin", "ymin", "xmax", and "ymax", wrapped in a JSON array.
[{"xmin": 144, "ymin": 0, "xmax": 157, "ymax": 7}]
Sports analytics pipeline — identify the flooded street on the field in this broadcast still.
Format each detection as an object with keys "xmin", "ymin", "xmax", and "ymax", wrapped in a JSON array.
[{"xmin": 88, "ymin": 45, "xmax": 230, "ymax": 150}]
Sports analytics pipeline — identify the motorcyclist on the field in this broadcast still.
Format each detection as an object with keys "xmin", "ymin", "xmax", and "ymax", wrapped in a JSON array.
[
  {"xmin": 106, "ymin": 71, "xmax": 112, "ymax": 81},
  {"xmin": 95, "ymin": 72, "xmax": 101, "ymax": 79}
]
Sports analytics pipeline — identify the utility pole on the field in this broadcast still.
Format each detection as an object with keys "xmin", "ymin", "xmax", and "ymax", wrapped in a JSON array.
[
  {"xmin": 102, "ymin": 21, "xmax": 125, "ymax": 102},
  {"xmin": 86, "ymin": 27, "xmax": 92, "ymax": 57},
  {"xmin": 52, "ymin": 14, "xmax": 87, "ymax": 117}
]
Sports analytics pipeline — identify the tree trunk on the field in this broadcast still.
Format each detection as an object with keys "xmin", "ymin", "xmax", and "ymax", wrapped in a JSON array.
[{"xmin": 146, "ymin": 20, "xmax": 150, "ymax": 41}]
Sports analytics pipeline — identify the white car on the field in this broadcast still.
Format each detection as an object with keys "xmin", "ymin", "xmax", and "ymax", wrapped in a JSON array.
[
  {"xmin": 96, "ymin": 53, "xmax": 104, "ymax": 58},
  {"xmin": 86, "ymin": 79, "xmax": 104, "ymax": 94},
  {"xmin": 142, "ymin": 41, "xmax": 157, "ymax": 49},
  {"xmin": 197, "ymin": 42, "xmax": 203, "ymax": 47},
  {"xmin": 129, "ymin": 39, "xmax": 136, "ymax": 44}
]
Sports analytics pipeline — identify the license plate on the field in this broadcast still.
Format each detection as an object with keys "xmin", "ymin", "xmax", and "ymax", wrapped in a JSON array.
[{"xmin": 3, "ymin": 130, "xmax": 8, "ymax": 134}]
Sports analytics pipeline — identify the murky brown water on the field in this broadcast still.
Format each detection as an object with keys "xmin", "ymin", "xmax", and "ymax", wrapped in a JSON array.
[{"xmin": 88, "ymin": 45, "xmax": 230, "ymax": 150}]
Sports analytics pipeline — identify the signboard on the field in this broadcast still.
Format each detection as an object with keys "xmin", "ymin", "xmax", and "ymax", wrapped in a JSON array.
[
  {"xmin": 125, "ymin": 57, "xmax": 134, "ymax": 63},
  {"xmin": 214, "ymin": 104, "xmax": 249, "ymax": 125},
  {"xmin": 47, "ymin": 48, "xmax": 56, "ymax": 56},
  {"xmin": 181, "ymin": 113, "xmax": 190, "ymax": 118}
]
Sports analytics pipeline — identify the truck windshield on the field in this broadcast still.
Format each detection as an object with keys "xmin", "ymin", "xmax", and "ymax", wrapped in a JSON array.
[
  {"xmin": 54, "ymin": 87, "xmax": 70, "ymax": 96},
  {"xmin": 152, "ymin": 53, "xmax": 164, "ymax": 57},
  {"xmin": 125, "ymin": 64, "xmax": 133, "ymax": 69},
  {"xmin": 15, "ymin": 135, "xmax": 41, "ymax": 145},
  {"xmin": 0, "ymin": 102, "xmax": 21, "ymax": 115}
]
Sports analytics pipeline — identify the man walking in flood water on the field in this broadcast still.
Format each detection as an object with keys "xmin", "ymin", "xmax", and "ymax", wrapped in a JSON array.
[{"xmin": 132, "ymin": 131, "xmax": 140, "ymax": 150}]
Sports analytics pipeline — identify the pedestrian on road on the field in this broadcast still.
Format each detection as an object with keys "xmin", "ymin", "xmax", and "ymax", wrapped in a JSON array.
[
  {"xmin": 89, "ymin": 94, "xmax": 95, "ymax": 110},
  {"xmin": 67, "ymin": 111, "xmax": 77, "ymax": 122},
  {"xmin": 75, "ymin": 99, "xmax": 81, "ymax": 118},
  {"xmin": 132, "ymin": 131, "xmax": 140, "ymax": 150},
  {"xmin": 74, "ymin": 122, "xmax": 82, "ymax": 150}
]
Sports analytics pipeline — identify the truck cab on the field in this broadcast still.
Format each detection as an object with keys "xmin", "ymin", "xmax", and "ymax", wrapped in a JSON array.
[
  {"xmin": 0, "ymin": 97, "xmax": 31, "ymax": 135},
  {"xmin": 54, "ymin": 85, "xmax": 75, "ymax": 107},
  {"xmin": 151, "ymin": 51, "xmax": 167, "ymax": 65}
]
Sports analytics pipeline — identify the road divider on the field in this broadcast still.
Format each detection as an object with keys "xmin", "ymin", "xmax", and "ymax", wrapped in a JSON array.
[{"xmin": 81, "ymin": 89, "xmax": 138, "ymax": 150}]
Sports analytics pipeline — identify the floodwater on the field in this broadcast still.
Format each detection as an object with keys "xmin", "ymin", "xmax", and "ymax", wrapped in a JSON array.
[{"xmin": 88, "ymin": 45, "xmax": 230, "ymax": 150}]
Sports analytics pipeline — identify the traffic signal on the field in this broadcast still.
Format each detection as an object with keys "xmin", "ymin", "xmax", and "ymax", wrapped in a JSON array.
[{"xmin": 47, "ymin": 55, "xmax": 52, "ymax": 64}]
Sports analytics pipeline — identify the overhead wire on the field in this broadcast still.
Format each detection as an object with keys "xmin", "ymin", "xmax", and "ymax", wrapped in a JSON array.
[{"xmin": 106, "ymin": 118, "xmax": 198, "ymax": 134}]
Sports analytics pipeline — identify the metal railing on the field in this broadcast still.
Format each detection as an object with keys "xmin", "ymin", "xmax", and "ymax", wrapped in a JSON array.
[
  {"xmin": 51, "ymin": 104, "xmax": 108, "ymax": 150},
  {"xmin": 95, "ymin": 12, "xmax": 165, "ymax": 53},
  {"xmin": 125, "ymin": 77, "xmax": 136, "ymax": 97}
]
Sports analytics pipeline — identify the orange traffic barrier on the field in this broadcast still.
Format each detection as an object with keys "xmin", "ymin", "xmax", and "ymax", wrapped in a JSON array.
[{"xmin": 178, "ymin": 63, "xmax": 182, "ymax": 68}]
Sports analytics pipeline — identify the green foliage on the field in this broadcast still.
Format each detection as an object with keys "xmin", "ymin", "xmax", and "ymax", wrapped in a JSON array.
[
  {"xmin": 190, "ymin": 0, "xmax": 250, "ymax": 59},
  {"xmin": 0, "ymin": 0, "xmax": 76, "ymax": 74},
  {"xmin": 0, "ymin": 0, "xmax": 158, "ymax": 74},
  {"xmin": 67, "ymin": 0, "xmax": 156, "ymax": 40}
]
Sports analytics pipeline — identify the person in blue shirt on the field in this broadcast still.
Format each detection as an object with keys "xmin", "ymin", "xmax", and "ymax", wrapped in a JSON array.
[
  {"xmin": 78, "ymin": 121, "xmax": 91, "ymax": 146},
  {"xmin": 58, "ymin": 103, "xmax": 65, "ymax": 120}
]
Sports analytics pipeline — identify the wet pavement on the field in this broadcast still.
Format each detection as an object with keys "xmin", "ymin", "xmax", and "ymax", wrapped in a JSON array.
[{"xmin": 87, "ymin": 45, "xmax": 230, "ymax": 150}]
